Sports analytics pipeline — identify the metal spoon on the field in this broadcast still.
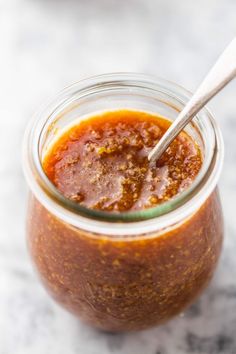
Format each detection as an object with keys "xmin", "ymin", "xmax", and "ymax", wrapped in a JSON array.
[{"xmin": 148, "ymin": 37, "xmax": 236, "ymax": 162}]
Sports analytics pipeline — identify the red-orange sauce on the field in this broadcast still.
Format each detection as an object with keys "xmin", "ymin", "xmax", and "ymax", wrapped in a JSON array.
[
  {"xmin": 26, "ymin": 109, "xmax": 223, "ymax": 332},
  {"xmin": 43, "ymin": 110, "xmax": 202, "ymax": 211}
]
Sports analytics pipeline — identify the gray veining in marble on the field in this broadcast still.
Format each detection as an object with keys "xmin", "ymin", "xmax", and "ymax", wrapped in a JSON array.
[{"xmin": 1, "ymin": 0, "xmax": 236, "ymax": 353}]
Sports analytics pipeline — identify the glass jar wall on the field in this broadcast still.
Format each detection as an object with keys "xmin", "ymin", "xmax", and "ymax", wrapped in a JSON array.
[{"xmin": 23, "ymin": 74, "xmax": 224, "ymax": 331}]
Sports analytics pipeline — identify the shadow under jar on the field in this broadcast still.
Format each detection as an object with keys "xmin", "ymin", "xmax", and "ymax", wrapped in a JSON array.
[{"xmin": 23, "ymin": 73, "xmax": 224, "ymax": 332}]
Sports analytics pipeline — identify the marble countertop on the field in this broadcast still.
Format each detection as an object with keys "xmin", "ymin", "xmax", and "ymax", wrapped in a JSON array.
[{"xmin": 1, "ymin": 0, "xmax": 236, "ymax": 353}]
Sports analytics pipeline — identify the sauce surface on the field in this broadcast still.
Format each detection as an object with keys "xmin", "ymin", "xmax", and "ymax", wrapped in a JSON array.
[{"xmin": 43, "ymin": 110, "xmax": 202, "ymax": 212}]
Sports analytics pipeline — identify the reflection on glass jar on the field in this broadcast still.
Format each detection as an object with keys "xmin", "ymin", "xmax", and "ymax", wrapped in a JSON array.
[{"xmin": 23, "ymin": 73, "xmax": 224, "ymax": 332}]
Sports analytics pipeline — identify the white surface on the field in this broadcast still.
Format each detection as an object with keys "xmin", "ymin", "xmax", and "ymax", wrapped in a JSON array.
[{"xmin": 1, "ymin": 0, "xmax": 236, "ymax": 353}]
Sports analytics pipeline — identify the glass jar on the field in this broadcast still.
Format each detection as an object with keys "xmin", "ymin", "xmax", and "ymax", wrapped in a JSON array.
[{"xmin": 23, "ymin": 73, "xmax": 224, "ymax": 332}]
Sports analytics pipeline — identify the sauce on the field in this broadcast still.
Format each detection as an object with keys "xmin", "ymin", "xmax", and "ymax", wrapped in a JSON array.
[
  {"xmin": 26, "ymin": 109, "xmax": 223, "ymax": 332},
  {"xmin": 43, "ymin": 110, "xmax": 202, "ymax": 212},
  {"xmin": 27, "ymin": 192, "xmax": 223, "ymax": 331}
]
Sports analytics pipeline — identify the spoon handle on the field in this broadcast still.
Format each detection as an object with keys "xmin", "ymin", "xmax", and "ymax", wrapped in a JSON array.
[{"xmin": 148, "ymin": 37, "xmax": 236, "ymax": 162}]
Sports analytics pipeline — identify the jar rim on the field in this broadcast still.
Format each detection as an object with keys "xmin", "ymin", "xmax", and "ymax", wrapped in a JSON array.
[{"xmin": 22, "ymin": 73, "xmax": 224, "ymax": 236}]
